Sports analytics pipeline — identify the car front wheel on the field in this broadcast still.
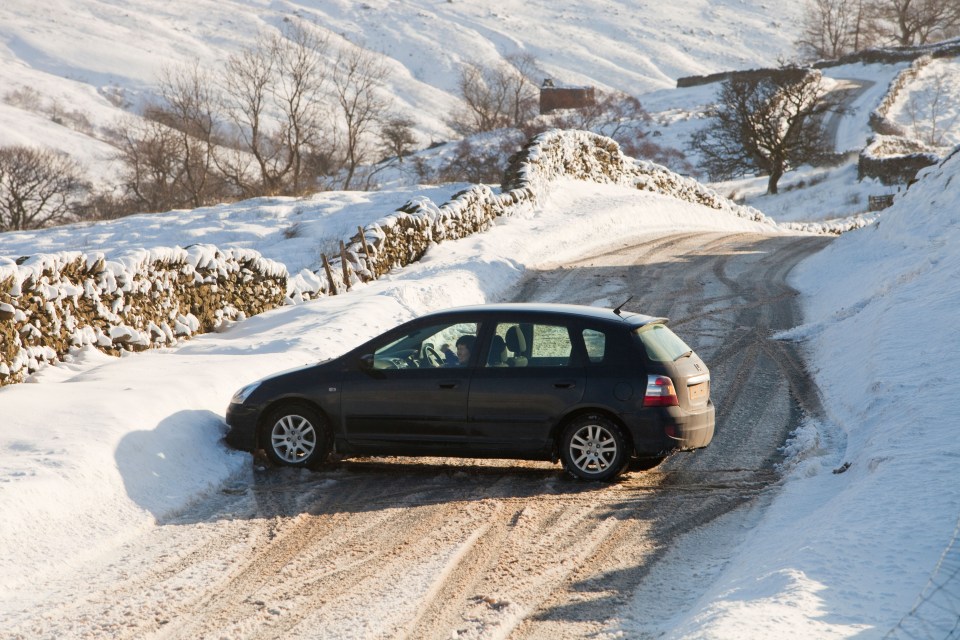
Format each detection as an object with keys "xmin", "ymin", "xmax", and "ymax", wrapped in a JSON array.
[
  {"xmin": 560, "ymin": 415, "xmax": 629, "ymax": 481},
  {"xmin": 261, "ymin": 404, "xmax": 330, "ymax": 469}
]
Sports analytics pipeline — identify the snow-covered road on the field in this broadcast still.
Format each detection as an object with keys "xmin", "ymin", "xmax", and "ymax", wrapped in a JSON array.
[{"xmin": 5, "ymin": 231, "xmax": 829, "ymax": 639}]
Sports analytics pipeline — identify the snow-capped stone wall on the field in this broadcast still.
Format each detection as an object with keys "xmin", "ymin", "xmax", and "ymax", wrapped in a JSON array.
[
  {"xmin": 302, "ymin": 129, "xmax": 773, "ymax": 300},
  {"xmin": 0, "ymin": 246, "xmax": 285, "ymax": 385},
  {"xmin": 858, "ymin": 135, "xmax": 943, "ymax": 185},
  {"xmin": 869, "ymin": 55, "xmax": 935, "ymax": 136},
  {"xmin": 1, "ymin": 129, "xmax": 774, "ymax": 385}
]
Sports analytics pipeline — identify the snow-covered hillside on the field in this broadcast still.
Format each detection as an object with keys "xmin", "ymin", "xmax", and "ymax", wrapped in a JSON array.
[{"xmin": 0, "ymin": 0, "xmax": 804, "ymax": 186}]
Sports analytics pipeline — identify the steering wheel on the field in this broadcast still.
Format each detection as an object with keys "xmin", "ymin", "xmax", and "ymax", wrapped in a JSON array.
[{"xmin": 423, "ymin": 345, "xmax": 444, "ymax": 368}]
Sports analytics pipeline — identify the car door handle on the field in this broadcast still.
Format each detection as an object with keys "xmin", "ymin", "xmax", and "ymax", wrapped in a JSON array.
[
  {"xmin": 553, "ymin": 381, "xmax": 577, "ymax": 389},
  {"xmin": 439, "ymin": 380, "xmax": 460, "ymax": 389}
]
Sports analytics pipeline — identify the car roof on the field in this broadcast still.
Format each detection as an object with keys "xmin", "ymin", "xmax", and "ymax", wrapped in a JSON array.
[{"xmin": 425, "ymin": 303, "xmax": 666, "ymax": 328}]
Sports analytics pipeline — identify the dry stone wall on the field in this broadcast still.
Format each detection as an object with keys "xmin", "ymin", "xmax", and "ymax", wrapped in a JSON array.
[
  {"xmin": 858, "ymin": 135, "xmax": 942, "ymax": 185},
  {"xmin": 0, "ymin": 246, "xmax": 285, "ymax": 385}
]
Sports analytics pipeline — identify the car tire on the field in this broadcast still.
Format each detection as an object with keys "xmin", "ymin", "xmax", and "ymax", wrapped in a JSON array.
[
  {"xmin": 261, "ymin": 403, "xmax": 331, "ymax": 469},
  {"xmin": 559, "ymin": 415, "xmax": 630, "ymax": 481}
]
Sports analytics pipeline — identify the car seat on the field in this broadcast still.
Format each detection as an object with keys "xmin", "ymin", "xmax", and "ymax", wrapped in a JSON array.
[
  {"xmin": 505, "ymin": 326, "xmax": 528, "ymax": 367},
  {"xmin": 487, "ymin": 335, "xmax": 509, "ymax": 366}
]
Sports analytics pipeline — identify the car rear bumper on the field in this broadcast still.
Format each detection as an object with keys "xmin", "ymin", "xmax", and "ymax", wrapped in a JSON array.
[
  {"xmin": 622, "ymin": 400, "xmax": 715, "ymax": 455},
  {"xmin": 663, "ymin": 400, "xmax": 715, "ymax": 450},
  {"xmin": 225, "ymin": 402, "xmax": 260, "ymax": 452}
]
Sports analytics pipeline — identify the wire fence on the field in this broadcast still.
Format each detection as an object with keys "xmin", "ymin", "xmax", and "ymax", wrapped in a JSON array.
[{"xmin": 885, "ymin": 514, "xmax": 960, "ymax": 639}]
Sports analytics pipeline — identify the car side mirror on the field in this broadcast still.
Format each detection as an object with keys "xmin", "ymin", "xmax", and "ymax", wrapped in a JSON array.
[{"xmin": 359, "ymin": 354, "xmax": 375, "ymax": 370}]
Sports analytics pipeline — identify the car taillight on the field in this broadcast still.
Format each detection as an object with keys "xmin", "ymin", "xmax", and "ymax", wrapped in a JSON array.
[{"xmin": 644, "ymin": 375, "xmax": 679, "ymax": 407}]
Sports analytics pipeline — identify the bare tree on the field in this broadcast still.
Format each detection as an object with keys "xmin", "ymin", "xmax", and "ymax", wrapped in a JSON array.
[
  {"xmin": 116, "ymin": 62, "xmax": 234, "ymax": 213},
  {"xmin": 451, "ymin": 55, "xmax": 539, "ymax": 135},
  {"xmin": 869, "ymin": 0, "xmax": 960, "ymax": 46},
  {"xmin": 453, "ymin": 62, "xmax": 509, "ymax": 134},
  {"xmin": 797, "ymin": 0, "xmax": 960, "ymax": 58},
  {"xmin": 272, "ymin": 25, "xmax": 330, "ymax": 194},
  {"xmin": 0, "ymin": 146, "xmax": 88, "ymax": 231},
  {"xmin": 150, "ymin": 61, "xmax": 224, "ymax": 207},
  {"xmin": 115, "ymin": 116, "xmax": 185, "ymax": 213},
  {"xmin": 331, "ymin": 45, "xmax": 392, "ymax": 190},
  {"xmin": 218, "ymin": 36, "xmax": 276, "ymax": 196},
  {"xmin": 798, "ymin": 0, "xmax": 862, "ymax": 58},
  {"xmin": 218, "ymin": 23, "xmax": 329, "ymax": 196},
  {"xmin": 503, "ymin": 53, "xmax": 540, "ymax": 128},
  {"xmin": 690, "ymin": 69, "xmax": 842, "ymax": 194}
]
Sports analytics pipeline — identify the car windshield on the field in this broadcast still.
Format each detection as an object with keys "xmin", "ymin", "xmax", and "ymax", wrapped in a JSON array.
[{"xmin": 633, "ymin": 323, "xmax": 693, "ymax": 362}]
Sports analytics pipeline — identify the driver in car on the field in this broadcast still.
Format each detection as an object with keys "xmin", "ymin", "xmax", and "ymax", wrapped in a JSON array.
[{"xmin": 448, "ymin": 335, "xmax": 474, "ymax": 367}]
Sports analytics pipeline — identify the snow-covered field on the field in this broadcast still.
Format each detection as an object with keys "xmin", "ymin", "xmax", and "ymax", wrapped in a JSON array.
[{"xmin": 887, "ymin": 57, "xmax": 960, "ymax": 148}]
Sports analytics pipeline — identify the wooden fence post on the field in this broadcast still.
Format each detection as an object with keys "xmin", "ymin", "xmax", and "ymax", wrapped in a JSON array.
[
  {"xmin": 357, "ymin": 226, "xmax": 374, "ymax": 276},
  {"xmin": 339, "ymin": 241, "xmax": 353, "ymax": 287},
  {"xmin": 321, "ymin": 254, "xmax": 338, "ymax": 295}
]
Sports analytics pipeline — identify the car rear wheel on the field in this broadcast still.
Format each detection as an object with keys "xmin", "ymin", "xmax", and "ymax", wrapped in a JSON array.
[
  {"xmin": 560, "ymin": 415, "xmax": 629, "ymax": 481},
  {"xmin": 261, "ymin": 404, "xmax": 330, "ymax": 469}
]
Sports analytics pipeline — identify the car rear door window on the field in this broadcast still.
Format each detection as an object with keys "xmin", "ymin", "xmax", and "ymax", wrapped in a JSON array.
[
  {"xmin": 582, "ymin": 328, "xmax": 607, "ymax": 363},
  {"xmin": 485, "ymin": 323, "xmax": 529, "ymax": 367},
  {"xmin": 528, "ymin": 323, "xmax": 574, "ymax": 367}
]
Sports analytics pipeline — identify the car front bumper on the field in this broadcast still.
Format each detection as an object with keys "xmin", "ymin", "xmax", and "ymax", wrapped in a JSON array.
[{"xmin": 224, "ymin": 402, "xmax": 260, "ymax": 452}]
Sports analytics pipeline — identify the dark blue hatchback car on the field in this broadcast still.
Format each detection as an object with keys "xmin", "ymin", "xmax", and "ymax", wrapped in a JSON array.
[{"xmin": 225, "ymin": 303, "xmax": 714, "ymax": 481}]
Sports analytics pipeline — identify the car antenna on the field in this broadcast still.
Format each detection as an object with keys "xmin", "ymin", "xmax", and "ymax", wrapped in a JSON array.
[{"xmin": 613, "ymin": 296, "xmax": 633, "ymax": 316}]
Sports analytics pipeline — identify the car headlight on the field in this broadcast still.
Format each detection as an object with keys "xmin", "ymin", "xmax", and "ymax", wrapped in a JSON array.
[{"xmin": 231, "ymin": 381, "xmax": 261, "ymax": 404}]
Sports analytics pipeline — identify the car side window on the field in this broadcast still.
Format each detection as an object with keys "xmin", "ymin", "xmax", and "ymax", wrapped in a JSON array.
[
  {"xmin": 582, "ymin": 328, "xmax": 607, "ymax": 363},
  {"xmin": 528, "ymin": 323, "xmax": 574, "ymax": 367},
  {"xmin": 485, "ymin": 323, "xmax": 530, "ymax": 367},
  {"xmin": 373, "ymin": 322, "xmax": 478, "ymax": 369}
]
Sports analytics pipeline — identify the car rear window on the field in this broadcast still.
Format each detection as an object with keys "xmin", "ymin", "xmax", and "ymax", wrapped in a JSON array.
[{"xmin": 634, "ymin": 323, "xmax": 693, "ymax": 362}]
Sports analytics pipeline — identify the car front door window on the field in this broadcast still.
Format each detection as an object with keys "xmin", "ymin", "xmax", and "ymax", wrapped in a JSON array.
[{"xmin": 373, "ymin": 322, "xmax": 478, "ymax": 369}]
